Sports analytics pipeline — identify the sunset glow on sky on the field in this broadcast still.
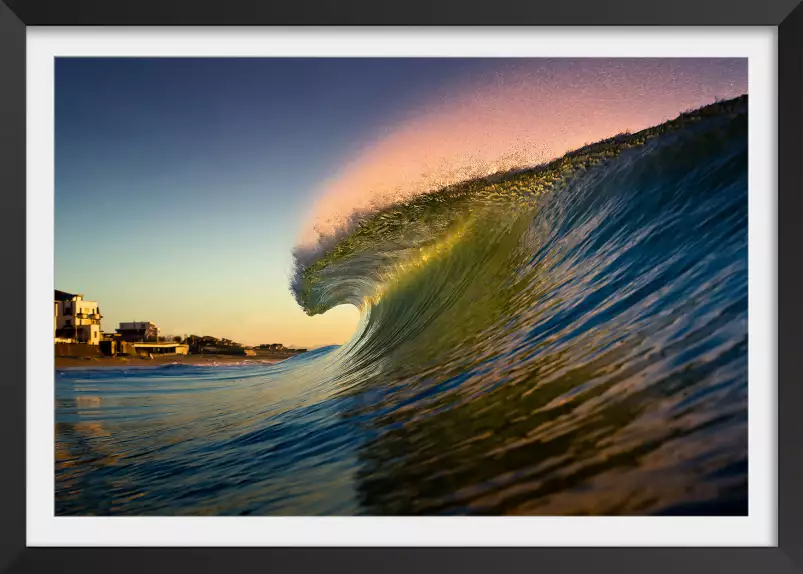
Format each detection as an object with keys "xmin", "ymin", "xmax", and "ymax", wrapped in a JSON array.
[
  {"xmin": 56, "ymin": 58, "xmax": 747, "ymax": 346},
  {"xmin": 306, "ymin": 59, "xmax": 748, "ymax": 242}
]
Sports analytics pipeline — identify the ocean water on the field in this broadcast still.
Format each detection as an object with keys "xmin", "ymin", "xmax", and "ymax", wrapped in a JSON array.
[{"xmin": 56, "ymin": 97, "xmax": 748, "ymax": 516}]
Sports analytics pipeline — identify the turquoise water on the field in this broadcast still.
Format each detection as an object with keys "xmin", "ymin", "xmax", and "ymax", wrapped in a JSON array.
[{"xmin": 56, "ymin": 98, "xmax": 748, "ymax": 515}]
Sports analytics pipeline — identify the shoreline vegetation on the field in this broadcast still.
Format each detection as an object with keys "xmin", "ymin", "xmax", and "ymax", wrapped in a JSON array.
[{"xmin": 55, "ymin": 335, "xmax": 309, "ymax": 370}]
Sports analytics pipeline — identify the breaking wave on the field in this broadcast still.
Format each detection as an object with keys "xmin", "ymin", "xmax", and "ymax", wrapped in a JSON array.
[
  {"xmin": 56, "ymin": 96, "xmax": 748, "ymax": 515},
  {"xmin": 289, "ymin": 95, "xmax": 749, "ymax": 513}
]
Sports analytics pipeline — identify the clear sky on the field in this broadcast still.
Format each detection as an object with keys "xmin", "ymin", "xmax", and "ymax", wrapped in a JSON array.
[{"xmin": 56, "ymin": 58, "xmax": 747, "ymax": 347}]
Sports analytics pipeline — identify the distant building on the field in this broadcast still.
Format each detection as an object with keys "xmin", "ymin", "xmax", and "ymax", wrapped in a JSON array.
[
  {"xmin": 54, "ymin": 290, "xmax": 102, "ymax": 344},
  {"xmin": 116, "ymin": 321, "xmax": 160, "ymax": 342},
  {"xmin": 99, "ymin": 332, "xmax": 122, "ymax": 356},
  {"xmin": 256, "ymin": 343, "xmax": 288, "ymax": 352},
  {"xmin": 120, "ymin": 342, "xmax": 189, "ymax": 357}
]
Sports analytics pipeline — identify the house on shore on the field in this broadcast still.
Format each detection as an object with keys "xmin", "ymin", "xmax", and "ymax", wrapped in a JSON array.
[
  {"xmin": 122, "ymin": 341, "xmax": 189, "ymax": 357},
  {"xmin": 116, "ymin": 321, "xmax": 160, "ymax": 342},
  {"xmin": 54, "ymin": 290, "xmax": 102, "ymax": 344},
  {"xmin": 257, "ymin": 343, "xmax": 285, "ymax": 352},
  {"xmin": 99, "ymin": 332, "xmax": 188, "ymax": 357}
]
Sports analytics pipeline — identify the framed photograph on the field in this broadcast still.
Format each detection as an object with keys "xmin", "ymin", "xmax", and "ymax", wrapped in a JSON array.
[{"xmin": 1, "ymin": 0, "xmax": 801, "ymax": 572}]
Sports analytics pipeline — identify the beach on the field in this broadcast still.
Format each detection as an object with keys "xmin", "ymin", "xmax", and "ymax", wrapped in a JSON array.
[{"xmin": 55, "ymin": 353, "xmax": 288, "ymax": 369}]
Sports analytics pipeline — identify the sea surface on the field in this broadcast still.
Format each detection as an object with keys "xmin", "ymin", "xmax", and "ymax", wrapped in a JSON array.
[{"xmin": 56, "ymin": 97, "xmax": 748, "ymax": 515}]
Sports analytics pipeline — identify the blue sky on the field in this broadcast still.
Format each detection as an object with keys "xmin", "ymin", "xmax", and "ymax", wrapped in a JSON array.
[
  {"xmin": 55, "ymin": 58, "xmax": 747, "ymax": 346},
  {"xmin": 55, "ymin": 58, "xmax": 490, "ymax": 346}
]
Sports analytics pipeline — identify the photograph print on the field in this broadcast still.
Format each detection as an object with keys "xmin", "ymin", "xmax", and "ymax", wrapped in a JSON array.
[{"xmin": 54, "ymin": 57, "xmax": 748, "ymax": 516}]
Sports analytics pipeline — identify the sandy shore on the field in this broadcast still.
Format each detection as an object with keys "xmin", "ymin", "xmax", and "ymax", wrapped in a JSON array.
[{"xmin": 55, "ymin": 354, "xmax": 288, "ymax": 369}]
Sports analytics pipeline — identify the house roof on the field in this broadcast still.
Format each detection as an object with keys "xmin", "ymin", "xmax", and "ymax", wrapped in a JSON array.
[{"xmin": 54, "ymin": 289, "xmax": 77, "ymax": 301}]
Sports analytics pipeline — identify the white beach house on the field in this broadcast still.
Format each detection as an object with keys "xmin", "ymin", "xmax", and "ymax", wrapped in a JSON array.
[{"xmin": 54, "ymin": 290, "xmax": 103, "ymax": 344}]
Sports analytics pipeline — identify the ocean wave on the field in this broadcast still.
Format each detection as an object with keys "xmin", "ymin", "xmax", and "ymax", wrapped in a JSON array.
[{"xmin": 56, "ymin": 96, "xmax": 748, "ymax": 515}]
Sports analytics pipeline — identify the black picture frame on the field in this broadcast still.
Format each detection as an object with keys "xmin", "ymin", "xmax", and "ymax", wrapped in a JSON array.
[{"xmin": 1, "ymin": 1, "xmax": 800, "ymax": 572}]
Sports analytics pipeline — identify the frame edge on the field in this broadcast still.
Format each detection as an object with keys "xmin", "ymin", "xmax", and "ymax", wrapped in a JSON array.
[
  {"xmin": 0, "ymin": 0, "xmax": 26, "ymax": 573},
  {"xmin": 779, "ymin": 1, "xmax": 803, "ymax": 570}
]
